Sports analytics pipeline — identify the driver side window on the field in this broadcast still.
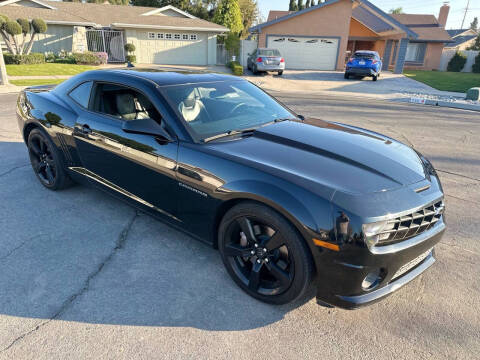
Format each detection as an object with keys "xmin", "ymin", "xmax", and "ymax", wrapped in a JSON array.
[{"xmin": 91, "ymin": 83, "xmax": 162, "ymax": 123}]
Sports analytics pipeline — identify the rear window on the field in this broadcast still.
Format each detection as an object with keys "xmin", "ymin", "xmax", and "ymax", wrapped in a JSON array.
[
  {"xmin": 258, "ymin": 49, "xmax": 281, "ymax": 56},
  {"xmin": 69, "ymin": 81, "xmax": 93, "ymax": 108},
  {"xmin": 354, "ymin": 52, "xmax": 376, "ymax": 60}
]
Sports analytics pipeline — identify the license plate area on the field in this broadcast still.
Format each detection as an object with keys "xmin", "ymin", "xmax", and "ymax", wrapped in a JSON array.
[
  {"xmin": 359, "ymin": 61, "xmax": 366, "ymax": 65},
  {"xmin": 391, "ymin": 248, "xmax": 432, "ymax": 280}
]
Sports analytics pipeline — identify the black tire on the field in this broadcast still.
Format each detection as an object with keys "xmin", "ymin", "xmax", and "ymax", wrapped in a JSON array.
[
  {"xmin": 278, "ymin": 71, "xmax": 283, "ymax": 76},
  {"xmin": 252, "ymin": 65, "xmax": 258, "ymax": 75},
  {"xmin": 344, "ymin": 72, "xmax": 349, "ymax": 79},
  {"xmin": 27, "ymin": 128, "xmax": 72, "ymax": 190},
  {"xmin": 372, "ymin": 75, "xmax": 378, "ymax": 81},
  {"xmin": 218, "ymin": 202, "xmax": 314, "ymax": 305}
]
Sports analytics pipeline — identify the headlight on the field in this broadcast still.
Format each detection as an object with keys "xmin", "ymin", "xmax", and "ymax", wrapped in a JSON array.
[{"xmin": 362, "ymin": 220, "xmax": 395, "ymax": 248}]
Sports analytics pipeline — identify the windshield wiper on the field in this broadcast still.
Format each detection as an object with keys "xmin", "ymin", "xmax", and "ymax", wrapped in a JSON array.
[{"xmin": 203, "ymin": 128, "xmax": 257, "ymax": 143}]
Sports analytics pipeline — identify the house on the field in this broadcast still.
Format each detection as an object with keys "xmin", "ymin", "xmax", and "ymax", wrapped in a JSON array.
[
  {"xmin": 0, "ymin": 0, "xmax": 227, "ymax": 65},
  {"xmin": 249, "ymin": 0, "xmax": 453, "ymax": 73},
  {"xmin": 445, "ymin": 29, "xmax": 478, "ymax": 50}
]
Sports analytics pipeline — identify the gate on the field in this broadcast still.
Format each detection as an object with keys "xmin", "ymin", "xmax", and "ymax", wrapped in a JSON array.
[{"xmin": 86, "ymin": 29, "xmax": 125, "ymax": 63}]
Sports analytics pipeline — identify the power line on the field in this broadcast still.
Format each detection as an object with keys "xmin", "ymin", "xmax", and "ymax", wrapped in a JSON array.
[{"xmin": 461, "ymin": 0, "xmax": 470, "ymax": 28}]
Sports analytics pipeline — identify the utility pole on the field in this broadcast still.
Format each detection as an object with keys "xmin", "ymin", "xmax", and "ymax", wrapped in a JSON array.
[{"xmin": 461, "ymin": 0, "xmax": 470, "ymax": 29}]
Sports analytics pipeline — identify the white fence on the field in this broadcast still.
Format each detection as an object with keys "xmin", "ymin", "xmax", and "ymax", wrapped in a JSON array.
[{"xmin": 440, "ymin": 49, "xmax": 479, "ymax": 72}]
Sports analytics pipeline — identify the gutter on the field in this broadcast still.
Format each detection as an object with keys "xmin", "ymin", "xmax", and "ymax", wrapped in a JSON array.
[
  {"xmin": 45, "ymin": 20, "xmax": 99, "ymax": 27},
  {"xmin": 111, "ymin": 23, "xmax": 228, "ymax": 33}
]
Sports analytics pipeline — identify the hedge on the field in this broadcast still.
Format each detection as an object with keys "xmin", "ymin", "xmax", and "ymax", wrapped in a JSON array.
[
  {"xmin": 447, "ymin": 52, "xmax": 467, "ymax": 72},
  {"xmin": 227, "ymin": 60, "xmax": 243, "ymax": 76},
  {"xmin": 3, "ymin": 52, "xmax": 45, "ymax": 64},
  {"xmin": 472, "ymin": 53, "xmax": 480, "ymax": 74},
  {"xmin": 72, "ymin": 51, "xmax": 108, "ymax": 65},
  {"xmin": 125, "ymin": 54, "xmax": 136, "ymax": 63}
]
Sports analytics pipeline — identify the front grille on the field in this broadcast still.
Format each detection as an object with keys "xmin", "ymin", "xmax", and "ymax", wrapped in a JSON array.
[{"xmin": 377, "ymin": 199, "xmax": 444, "ymax": 246}]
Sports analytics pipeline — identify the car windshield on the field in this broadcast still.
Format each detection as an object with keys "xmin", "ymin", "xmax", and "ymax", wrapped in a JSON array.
[
  {"xmin": 258, "ymin": 49, "xmax": 281, "ymax": 57},
  {"xmin": 354, "ymin": 52, "xmax": 376, "ymax": 60},
  {"xmin": 163, "ymin": 80, "xmax": 295, "ymax": 141}
]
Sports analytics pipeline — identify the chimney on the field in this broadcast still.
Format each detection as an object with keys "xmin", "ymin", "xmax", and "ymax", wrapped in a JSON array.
[{"xmin": 438, "ymin": 2, "xmax": 450, "ymax": 28}]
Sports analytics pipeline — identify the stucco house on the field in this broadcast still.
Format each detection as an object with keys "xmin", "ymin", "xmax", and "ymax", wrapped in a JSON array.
[
  {"xmin": 445, "ymin": 29, "xmax": 478, "ymax": 50},
  {"xmin": 0, "ymin": 0, "xmax": 227, "ymax": 65},
  {"xmin": 249, "ymin": 0, "xmax": 453, "ymax": 73}
]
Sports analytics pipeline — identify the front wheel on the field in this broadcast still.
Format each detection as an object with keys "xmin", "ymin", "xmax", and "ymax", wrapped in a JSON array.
[
  {"xmin": 219, "ymin": 202, "xmax": 314, "ymax": 305},
  {"xmin": 344, "ymin": 72, "xmax": 349, "ymax": 79},
  {"xmin": 372, "ymin": 74, "xmax": 378, "ymax": 81},
  {"xmin": 278, "ymin": 71, "xmax": 283, "ymax": 76}
]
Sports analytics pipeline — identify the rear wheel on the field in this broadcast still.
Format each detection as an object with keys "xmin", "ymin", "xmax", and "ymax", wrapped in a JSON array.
[
  {"xmin": 344, "ymin": 72, "xmax": 349, "ymax": 79},
  {"xmin": 27, "ymin": 128, "xmax": 71, "ymax": 190},
  {"xmin": 252, "ymin": 65, "xmax": 259, "ymax": 75},
  {"xmin": 372, "ymin": 74, "xmax": 378, "ymax": 81},
  {"xmin": 219, "ymin": 202, "xmax": 313, "ymax": 305},
  {"xmin": 278, "ymin": 71, "xmax": 283, "ymax": 76}
]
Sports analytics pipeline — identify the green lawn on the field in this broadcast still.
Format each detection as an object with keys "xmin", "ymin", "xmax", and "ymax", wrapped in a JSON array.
[
  {"xmin": 10, "ymin": 78, "xmax": 65, "ymax": 86},
  {"xmin": 6, "ymin": 63, "xmax": 98, "ymax": 76},
  {"xmin": 404, "ymin": 70, "xmax": 480, "ymax": 93}
]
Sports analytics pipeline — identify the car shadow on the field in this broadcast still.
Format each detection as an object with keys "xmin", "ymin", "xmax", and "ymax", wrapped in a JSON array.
[{"xmin": 0, "ymin": 141, "xmax": 319, "ymax": 332}]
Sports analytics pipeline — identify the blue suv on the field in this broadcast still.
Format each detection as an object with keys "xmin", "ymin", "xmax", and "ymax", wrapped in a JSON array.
[{"xmin": 345, "ymin": 51, "xmax": 382, "ymax": 81}]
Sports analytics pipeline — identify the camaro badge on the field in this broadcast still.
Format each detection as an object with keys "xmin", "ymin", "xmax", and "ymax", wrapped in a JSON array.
[{"xmin": 178, "ymin": 182, "xmax": 207, "ymax": 197}]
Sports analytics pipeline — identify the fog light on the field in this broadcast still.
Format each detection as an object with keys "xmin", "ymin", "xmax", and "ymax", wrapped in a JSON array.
[{"xmin": 362, "ymin": 269, "xmax": 382, "ymax": 291}]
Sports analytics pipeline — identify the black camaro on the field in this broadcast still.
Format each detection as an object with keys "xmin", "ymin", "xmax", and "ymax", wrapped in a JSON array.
[{"xmin": 17, "ymin": 69, "xmax": 445, "ymax": 309}]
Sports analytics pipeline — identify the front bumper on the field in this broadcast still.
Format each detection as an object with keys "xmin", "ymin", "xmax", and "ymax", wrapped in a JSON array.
[
  {"xmin": 315, "ymin": 220, "xmax": 445, "ymax": 309},
  {"xmin": 345, "ymin": 67, "xmax": 377, "ymax": 76}
]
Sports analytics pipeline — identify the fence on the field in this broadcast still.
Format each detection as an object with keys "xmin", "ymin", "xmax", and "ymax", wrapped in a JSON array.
[
  {"xmin": 440, "ymin": 50, "xmax": 479, "ymax": 72},
  {"xmin": 217, "ymin": 40, "xmax": 258, "ymax": 66},
  {"xmin": 86, "ymin": 29, "xmax": 125, "ymax": 63}
]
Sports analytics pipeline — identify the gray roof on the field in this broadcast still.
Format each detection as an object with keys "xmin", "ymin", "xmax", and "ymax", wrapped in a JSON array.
[
  {"xmin": 352, "ymin": 6, "xmax": 394, "ymax": 33},
  {"xmin": 445, "ymin": 35, "xmax": 477, "ymax": 48},
  {"xmin": 0, "ymin": 0, "xmax": 227, "ymax": 31},
  {"xmin": 447, "ymin": 29, "xmax": 470, "ymax": 37}
]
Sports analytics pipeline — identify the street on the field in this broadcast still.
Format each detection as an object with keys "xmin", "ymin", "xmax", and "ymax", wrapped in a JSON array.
[{"xmin": 0, "ymin": 91, "xmax": 479, "ymax": 359}]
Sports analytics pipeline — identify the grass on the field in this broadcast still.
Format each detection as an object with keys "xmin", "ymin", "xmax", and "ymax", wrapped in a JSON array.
[
  {"xmin": 6, "ymin": 63, "xmax": 98, "ymax": 76},
  {"xmin": 404, "ymin": 70, "xmax": 480, "ymax": 93},
  {"xmin": 10, "ymin": 78, "xmax": 66, "ymax": 86}
]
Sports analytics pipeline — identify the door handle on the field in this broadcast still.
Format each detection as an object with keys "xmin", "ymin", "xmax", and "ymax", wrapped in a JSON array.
[{"xmin": 81, "ymin": 124, "xmax": 92, "ymax": 134}]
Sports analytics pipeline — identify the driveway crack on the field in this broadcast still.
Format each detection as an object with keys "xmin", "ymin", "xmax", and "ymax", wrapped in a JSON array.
[
  {"xmin": 0, "ymin": 164, "xmax": 29, "ymax": 178},
  {"xmin": 0, "ymin": 211, "xmax": 139, "ymax": 353},
  {"xmin": 0, "ymin": 234, "xmax": 45, "ymax": 261}
]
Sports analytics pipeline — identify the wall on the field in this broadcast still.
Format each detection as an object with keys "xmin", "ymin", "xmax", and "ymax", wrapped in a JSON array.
[
  {"xmin": 439, "ymin": 49, "xmax": 479, "ymax": 72},
  {"xmin": 349, "ymin": 18, "xmax": 377, "ymax": 37},
  {"xmin": 72, "ymin": 26, "xmax": 87, "ymax": 53},
  {"xmin": 31, "ymin": 24, "xmax": 74, "ymax": 53},
  {"xmin": 239, "ymin": 39, "xmax": 257, "ymax": 66},
  {"xmin": 403, "ymin": 43, "xmax": 446, "ymax": 71},
  {"xmin": 257, "ymin": 0, "xmax": 353, "ymax": 70}
]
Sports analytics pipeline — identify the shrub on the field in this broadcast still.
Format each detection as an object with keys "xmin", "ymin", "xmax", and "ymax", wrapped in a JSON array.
[
  {"xmin": 4, "ymin": 20, "xmax": 22, "ymax": 36},
  {"xmin": 124, "ymin": 43, "xmax": 136, "ymax": 53},
  {"xmin": 125, "ymin": 55, "xmax": 136, "ymax": 63},
  {"xmin": 45, "ymin": 52, "xmax": 56, "ymax": 62},
  {"xmin": 72, "ymin": 51, "xmax": 107, "ymax": 65},
  {"xmin": 447, "ymin": 52, "xmax": 467, "ymax": 72},
  {"xmin": 31, "ymin": 18, "xmax": 47, "ymax": 34},
  {"xmin": 3, "ymin": 52, "xmax": 45, "ymax": 64},
  {"xmin": 16, "ymin": 18, "xmax": 30, "ymax": 34},
  {"xmin": 227, "ymin": 60, "xmax": 243, "ymax": 76},
  {"xmin": 472, "ymin": 53, "xmax": 480, "ymax": 74}
]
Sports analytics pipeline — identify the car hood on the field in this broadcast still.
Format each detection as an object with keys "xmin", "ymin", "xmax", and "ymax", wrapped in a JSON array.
[{"xmin": 206, "ymin": 119, "xmax": 426, "ymax": 197}]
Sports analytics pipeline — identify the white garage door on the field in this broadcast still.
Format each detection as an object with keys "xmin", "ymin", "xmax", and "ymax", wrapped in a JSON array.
[
  {"xmin": 136, "ymin": 31, "xmax": 208, "ymax": 66},
  {"xmin": 267, "ymin": 36, "xmax": 339, "ymax": 70}
]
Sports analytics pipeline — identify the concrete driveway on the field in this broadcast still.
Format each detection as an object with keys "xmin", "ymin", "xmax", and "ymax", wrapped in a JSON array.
[
  {"xmin": 244, "ymin": 70, "xmax": 464, "ymax": 100},
  {"xmin": 0, "ymin": 91, "xmax": 479, "ymax": 359}
]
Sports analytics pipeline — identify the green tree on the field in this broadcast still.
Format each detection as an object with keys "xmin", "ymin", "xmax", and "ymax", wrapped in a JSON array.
[
  {"xmin": 447, "ymin": 52, "xmax": 467, "ymax": 72},
  {"xmin": 305, "ymin": 0, "xmax": 311, "ymax": 8},
  {"xmin": 288, "ymin": 0, "xmax": 296, "ymax": 11},
  {"xmin": 470, "ymin": 17, "xmax": 478, "ymax": 32},
  {"xmin": 297, "ymin": 0, "xmax": 304, "ymax": 10},
  {"xmin": 238, "ymin": 0, "xmax": 258, "ymax": 38},
  {"xmin": 213, "ymin": 0, "xmax": 243, "ymax": 34},
  {"xmin": 0, "ymin": 15, "xmax": 47, "ymax": 55},
  {"xmin": 389, "ymin": 7, "xmax": 403, "ymax": 14},
  {"xmin": 468, "ymin": 35, "xmax": 480, "ymax": 50}
]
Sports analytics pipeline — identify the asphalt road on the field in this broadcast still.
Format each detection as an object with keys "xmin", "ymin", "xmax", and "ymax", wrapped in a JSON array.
[{"xmin": 0, "ymin": 91, "xmax": 479, "ymax": 360}]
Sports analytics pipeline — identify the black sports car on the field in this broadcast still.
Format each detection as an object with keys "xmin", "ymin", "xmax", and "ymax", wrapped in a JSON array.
[{"xmin": 17, "ymin": 69, "xmax": 445, "ymax": 309}]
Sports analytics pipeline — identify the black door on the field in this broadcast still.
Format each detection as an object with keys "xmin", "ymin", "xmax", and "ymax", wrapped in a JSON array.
[{"xmin": 72, "ymin": 82, "xmax": 179, "ymax": 220}]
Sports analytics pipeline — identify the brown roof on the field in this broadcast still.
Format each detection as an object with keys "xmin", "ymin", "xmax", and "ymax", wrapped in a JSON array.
[
  {"xmin": 0, "ymin": 0, "xmax": 227, "ymax": 31},
  {"xmin": 391, "ymin": 14, "xmax": 452, "ymax": 42},
  {"xmin": 267, "ymin": 10, "xmax": 292, "ymax": 22}
]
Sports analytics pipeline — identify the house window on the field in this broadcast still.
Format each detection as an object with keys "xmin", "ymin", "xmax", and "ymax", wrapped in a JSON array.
[
  {"xmin": 165, "ymin": 33, "xmax": 172, "ymax": 39},
  {"xmin": 182, "ymin": 34, "xmax": 189, "ymax": 40},
  {"xmin": 405, "ymin": 42, "xmax": 427, "ymax": 63},
  {"xmin": 174, "ymin": 34, "xmax": 181, "ymax": 40},
  {"xmin": 157, "ymin": 33, "xmax": 164, "ymax": 39},
  {"xmin": 190, "ymin": 34, "xmax": 198, "ymax": 41},
  {"xmin": 148, "ymin": 32, "xmax": 155, "ymax": 39}
]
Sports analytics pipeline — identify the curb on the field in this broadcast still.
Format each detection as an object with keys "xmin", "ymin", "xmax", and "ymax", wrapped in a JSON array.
[{"xmin": 410, "ymin": 97, "xmax": 480, "ymax": 112}]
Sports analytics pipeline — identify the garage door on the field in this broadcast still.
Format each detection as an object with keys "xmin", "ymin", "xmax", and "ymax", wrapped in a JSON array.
[
  {"xmin": 136, "ymin": 31, "xmax": 208, "ymax": 66},
  {"xmin": 267, "ymin": 36, "xmax": 339, "ymax": 70}
]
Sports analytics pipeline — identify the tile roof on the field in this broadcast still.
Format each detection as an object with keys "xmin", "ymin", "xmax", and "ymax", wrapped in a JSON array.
[
  {"xmin": 391, "ymin": 14, "xmax": 452, "ymax": 42},
  {"xmin": 445, "ymin": 34, "xmax": 477, "ymax": 48},
  {"xmin": 352, "ymin": 6, "xmax": 394, "ymax": 33},
  {"xmin": 0, "ymin": 0, "xmax": 227, "ymax": 31}
]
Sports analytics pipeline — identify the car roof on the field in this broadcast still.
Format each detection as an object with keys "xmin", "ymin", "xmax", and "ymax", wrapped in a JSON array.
[
  {"xmin": 354, "ymin": 50, "xmax": 379, "ymax": 55},
  {"xmin": 90, "ymin": 68, "xmax": 242, "ymax": 87}
]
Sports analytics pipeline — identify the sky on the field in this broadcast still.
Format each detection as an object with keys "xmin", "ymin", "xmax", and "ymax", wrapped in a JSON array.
[{"xmin": 257, "ymin": 0, "xmax": 480, "ymax": 30}]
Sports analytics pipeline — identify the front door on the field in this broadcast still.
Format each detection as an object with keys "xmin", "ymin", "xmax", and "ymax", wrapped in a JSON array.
[{"xmin": 72, "ymin": 82, "xmax": 179, "ymax": 219}]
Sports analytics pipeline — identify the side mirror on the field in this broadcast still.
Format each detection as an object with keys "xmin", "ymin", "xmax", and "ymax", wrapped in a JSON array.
[
  {"xmin": 297, "ymin": 114, "xmax": 305, "ymax": 121},
  {"xmin": 122, "ymin": 118, "xmax": 173, "ymax": 143}
]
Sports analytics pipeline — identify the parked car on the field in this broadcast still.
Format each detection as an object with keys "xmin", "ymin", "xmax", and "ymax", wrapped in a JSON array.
[
  {"xmin": 345, "ymin": 50, "xmax": 382, "ymax": 81},
  {"xmin": 247, "ymin": 48, "xmax": 285, "ymax": 76},
  {"xmin": 17, "ymin": 69, "xmax": 445, "ymax": 309}
]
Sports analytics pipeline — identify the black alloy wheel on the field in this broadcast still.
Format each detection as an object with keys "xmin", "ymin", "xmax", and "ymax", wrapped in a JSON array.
[
  {"xmin": 219, "ymin": 202, "xmax": 313, "ymax": 304},
  {"xmin": 27, "ymin": 128, "xmax": 71, "ymax": 190}
]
